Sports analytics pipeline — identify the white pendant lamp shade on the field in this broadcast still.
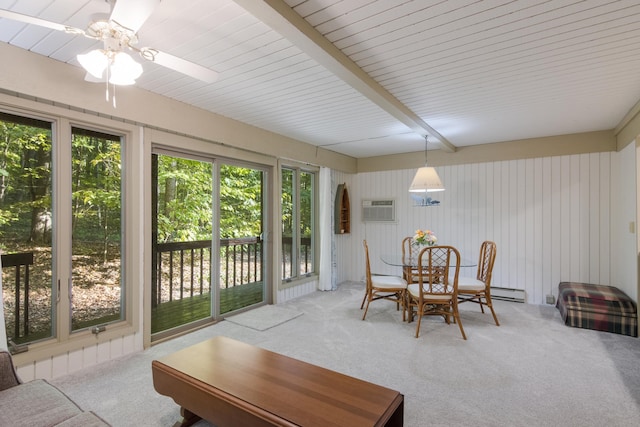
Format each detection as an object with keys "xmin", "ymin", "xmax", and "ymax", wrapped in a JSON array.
[
  {"xmin": 409, "ymin": 166, "xmax": 445, "ymax": 192},
  {"xmin": 409, "ymin": 135, "xmax": 445, "ymax": 192},
  {"xmin": 77, "ymin": 50, "xmax": 143, "ymax": 85}
]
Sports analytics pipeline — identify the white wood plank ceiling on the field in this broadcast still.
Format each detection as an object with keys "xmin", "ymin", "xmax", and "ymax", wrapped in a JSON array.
[{"xmin": 1, "ymin": 0, "xmax": 640, "ymax": 158}]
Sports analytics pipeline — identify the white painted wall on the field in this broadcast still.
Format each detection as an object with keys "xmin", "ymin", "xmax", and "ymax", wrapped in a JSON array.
[
  {"xmin": 15, "ymin": 333, "xmax": 142, "ymax": 381},
  {"xmin": 335, "ymin": 151, "xmax": 635, "ymax": 305},
  {"xmin": 611, "ymin": 141, "xmax": 638, "ymax": 301},
  {"xmin": 277, "ymin": 280, "xmax": 318, "ymax": 302}
]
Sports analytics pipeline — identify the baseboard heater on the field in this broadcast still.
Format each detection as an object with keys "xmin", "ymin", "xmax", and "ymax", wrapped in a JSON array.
[{"xmin": 490, "ymin": 287, "xmax": 525, "ymax": 303}]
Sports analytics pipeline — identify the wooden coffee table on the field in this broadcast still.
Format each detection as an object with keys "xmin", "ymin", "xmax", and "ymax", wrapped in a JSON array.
[{"xmin": 152, "ymin": 336, "xmax": 404, "ymax": 427}]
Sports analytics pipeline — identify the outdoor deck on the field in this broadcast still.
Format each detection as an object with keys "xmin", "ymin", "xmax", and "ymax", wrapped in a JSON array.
[
  {"xmin": 3, "ymin": 235, "xmax": 310, "ymax": 344},
  {"xmin": 151, "ymin": 282, "xmax": 264, "ymax": 333}
]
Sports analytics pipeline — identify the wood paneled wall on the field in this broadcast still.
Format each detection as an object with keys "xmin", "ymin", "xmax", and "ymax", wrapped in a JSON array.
[
  {"xmin": 15, "ymin": 333, "xmax": 142, "ymax": 381},
  {"xmin": 335, "ymin": 152, "xmax": 619, "ymax": 304}
]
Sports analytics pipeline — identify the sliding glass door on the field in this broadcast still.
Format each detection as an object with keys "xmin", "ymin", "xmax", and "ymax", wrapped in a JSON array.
[
  {"xmin": 218, "ymin": 163, "xmax": 265, "ymax": 314},
  {"xmin": 151, "ymin": 153, "xmax": 214, "ymax": 336},
  {"xmin": 151, "ymin": 153, "xmax": 268, "ymax": 339}
]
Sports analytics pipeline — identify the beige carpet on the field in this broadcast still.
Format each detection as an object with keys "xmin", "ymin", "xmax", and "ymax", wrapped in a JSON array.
[
  {"xmin": 50, "ymin": 281, "xmax": 640, "ymax": 427},
  {"xmin": 224, "ymin": 304, "xmax": 303, "ymax": 331}
]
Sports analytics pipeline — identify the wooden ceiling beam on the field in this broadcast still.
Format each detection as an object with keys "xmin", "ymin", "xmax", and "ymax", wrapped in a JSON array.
[{"xmin": 233, "ymin": 0, "xmax": 456, "ymax": 153}]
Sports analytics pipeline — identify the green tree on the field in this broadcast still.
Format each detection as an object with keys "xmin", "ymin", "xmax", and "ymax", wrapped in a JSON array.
[
  {"xmin": 71, "ymin": 133, "xmax": 122, "ymax": 262},
  {"xmin": 157, "ymin": 156, "xmax": 213, "ymax": 242},
  {"xmin": 0, "ymin": 118, "xmax": 52, "ymax": 243},
  {"xmin": 299, "ymin": 171, "xmax": 312, "ymax": 236},
  {"xmin": 219, "ymin": 165, "xmax": 262, "ymax": 238},
  {"xmin": 281, "ymin": 168, "xmax": 293, "ymax": 238}
]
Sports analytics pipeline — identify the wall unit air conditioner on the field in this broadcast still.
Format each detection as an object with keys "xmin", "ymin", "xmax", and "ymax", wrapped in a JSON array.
[{"xmin": 362, "ymin": 199, "xmax": 395, "ymax": 222}]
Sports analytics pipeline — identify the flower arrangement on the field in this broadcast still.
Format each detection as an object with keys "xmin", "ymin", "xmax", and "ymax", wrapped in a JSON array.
[{"xmin": 413, "ymin": 229, "xmax": 437, "ymax": 246}]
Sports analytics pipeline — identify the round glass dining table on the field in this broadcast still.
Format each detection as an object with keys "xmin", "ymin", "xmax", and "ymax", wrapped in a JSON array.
[
  {"xmin": 380, "ymin": 253, "xmax": 476, "ymax": 268},
  {"xmin": 381, "ymin": 252, "xmax": 476, "ymax": 285}
]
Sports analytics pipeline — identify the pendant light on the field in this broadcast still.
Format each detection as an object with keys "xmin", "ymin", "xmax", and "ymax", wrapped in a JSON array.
[{"xmin": 409, "ymin": 136, "xmax": 444, "ymax": 193}]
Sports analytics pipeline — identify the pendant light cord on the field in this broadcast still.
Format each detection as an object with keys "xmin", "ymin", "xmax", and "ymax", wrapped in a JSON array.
[{"xmin": 424, "ymin": 135, "xmax": 429, "ymax": 165}]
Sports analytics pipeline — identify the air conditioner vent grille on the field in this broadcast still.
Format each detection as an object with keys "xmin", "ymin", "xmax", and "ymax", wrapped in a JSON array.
[{"xmin": 362, "ymin": 199, "xmax": 395, "ymax": 222}]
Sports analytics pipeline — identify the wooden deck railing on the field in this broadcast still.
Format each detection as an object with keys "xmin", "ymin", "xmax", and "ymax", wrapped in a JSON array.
[
  {"xmin": 1, "ymin": 237, "xmax": 313, "ymax": 336},
  {"xmin": 1, "ymin": 252, "xmax": 34, "ymax": 341},
  {"xmin": 152, "ymin": 237, "xmax": 263, "ymax": 307},
  {"xmin": 152, "ymin": 236, "xmax": 312, "ymax": 307},
  {"xmin": 281, "ymin": 236, "xmax": 313, "ymax": 279}
]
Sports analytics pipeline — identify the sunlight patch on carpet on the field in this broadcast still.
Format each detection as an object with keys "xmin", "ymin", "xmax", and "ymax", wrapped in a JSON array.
[{"xmin": 224, "ymin": 305, "xmax": 303, "ymax": 331}]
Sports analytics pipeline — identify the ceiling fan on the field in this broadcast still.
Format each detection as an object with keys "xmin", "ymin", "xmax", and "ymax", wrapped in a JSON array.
[{"xmin": 0, "ymin": 0, "xmax": 218, "ymax": 87}]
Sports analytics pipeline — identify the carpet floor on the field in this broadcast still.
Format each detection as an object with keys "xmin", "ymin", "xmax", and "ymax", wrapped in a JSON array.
[
  {"xmin": 224, "ymin": 304, "xmax": 303, "ymax": 331},
  {"xmin": 51, "ymin": 281, "xmax": 640, "ymax": 426}
]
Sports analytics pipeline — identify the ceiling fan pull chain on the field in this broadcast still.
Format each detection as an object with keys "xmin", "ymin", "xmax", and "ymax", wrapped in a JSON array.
[{"xmin": 105, "ymin": 65, "xmax": 110, "ymax": 102}]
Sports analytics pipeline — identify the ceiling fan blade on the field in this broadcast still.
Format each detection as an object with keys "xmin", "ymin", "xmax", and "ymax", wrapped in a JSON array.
[
  {"xmin": 109, "ymin": 0, "xmax": 160, "ymax": 33},
  {"xmin": 146, "ymin": 50, "xmax": 218, "ymax": 84},
  {"xmin": 0, "ymin": 9, "xmax": 84, "ymax": 34}
]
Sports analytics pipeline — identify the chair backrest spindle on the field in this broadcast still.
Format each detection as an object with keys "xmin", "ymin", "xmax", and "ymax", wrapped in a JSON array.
[
  {"xmin": 475, "ymin": 241, "xmax": 497, "ymax": 284},
  {"xmin": 417, "ymin": 246, "xmax": 459, "ymax": 297},
  {"xmin": 363, "ymin": 240, "xmax": 372, "ymax": 292}
]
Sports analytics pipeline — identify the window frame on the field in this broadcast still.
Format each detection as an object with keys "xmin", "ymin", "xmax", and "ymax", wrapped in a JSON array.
[
  {"xmin": 144, "ymin": 133, "xmax": 276, "ymax": 347},
  {"xmin": 0, "ymin": 105, "xmax": 141, "ymax": 366},
  {"xmin": 279, "ymin": 163, "xmax": 318, "ymax": 287},
  {"xmin": 70, "ymin": 125, "xmax": 125, "ymax": 332}
]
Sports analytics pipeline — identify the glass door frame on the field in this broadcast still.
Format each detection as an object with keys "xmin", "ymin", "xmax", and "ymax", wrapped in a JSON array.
[
  {"xmin": 214, "ymin": 158, "xmax": 273, "ymax": 317},
  {"xmin": 147, "ymin": 143, "xmax": 273, "ymax": 343}
]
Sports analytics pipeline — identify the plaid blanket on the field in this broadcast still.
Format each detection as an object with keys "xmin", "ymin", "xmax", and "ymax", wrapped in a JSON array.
[{"xmin": 556, "ymin": 282, "xmax": 637, "ymax": 337}]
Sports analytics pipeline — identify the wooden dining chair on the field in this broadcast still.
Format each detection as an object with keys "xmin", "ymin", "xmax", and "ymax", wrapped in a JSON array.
[
  {"xmin": 361, "ymin": 240, "xmax": 407, "ymax": 321},
  {"xmin": 401, "ymin": 236, "xmax": 421, "ymax": 284},
  {"xmin": 458, "ymin": 241, "xmax": 499, "ymax": 326},
  {"xmin": 405, "ymin": 245, "xmax": 467, "ymax": 339}
]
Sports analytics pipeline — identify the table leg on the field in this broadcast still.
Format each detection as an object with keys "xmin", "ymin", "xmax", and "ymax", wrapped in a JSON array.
[{"xmin": 174, "ymin": 407, "xmax": 202, "ymax": 427}]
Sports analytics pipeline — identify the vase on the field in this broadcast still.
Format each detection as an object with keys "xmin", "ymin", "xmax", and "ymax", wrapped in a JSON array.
[{"xmin": 414, "ymin": 241, "xmax": 435, "ymax": 248}]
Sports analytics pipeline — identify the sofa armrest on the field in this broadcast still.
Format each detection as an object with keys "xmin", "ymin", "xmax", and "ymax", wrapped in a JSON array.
[{"xmin": 0, "ymin": 350, "xmax": 21, "ymax": 391}]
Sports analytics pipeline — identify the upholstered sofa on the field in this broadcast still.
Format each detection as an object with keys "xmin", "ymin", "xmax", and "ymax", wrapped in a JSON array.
[{"xmin": 0, "ymin": 350, "xmax": 110, "ymax": 426}]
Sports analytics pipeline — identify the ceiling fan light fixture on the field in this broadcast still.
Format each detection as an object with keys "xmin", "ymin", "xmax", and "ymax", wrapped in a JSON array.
[
  {"xmin": 109, "ymin": 51, "xmax": 143, "ymax": 85},
  {"xmin": 77, "ymin": 49, "xmax": 142, "ymax": 85},
  {"xmin": 1, "ymin": 4, "xmax": 220, "ymax": 94},
  {"xmin": 77, "ymin": 49, "xmax": 109, "ymax": 79}
]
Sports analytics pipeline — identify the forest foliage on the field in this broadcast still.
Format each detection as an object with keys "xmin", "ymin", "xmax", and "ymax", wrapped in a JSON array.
[
  {"xmin": 155, "ymin": 157, "xmax": 265, "ymax": 242},
  {"xmin": 1, "ymin": 115, "xmax": 317, "ymax": 341},
  {"xmin": 1, "ymin": 115, "xmax": 280, "ymax": 253},
  {"xmin": 0, "ymin": 116, "xmax": 122, "ymax": 259}
]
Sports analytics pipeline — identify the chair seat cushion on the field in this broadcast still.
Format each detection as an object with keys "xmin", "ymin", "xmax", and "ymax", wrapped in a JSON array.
[
  {"xmin": 458, "ymin": 286, "xmax": 485, "ymax": 293},
  {"xmin": 407, "ymin": 284, "xmax": 452, "ymax": 301},
  {"xmin": 458, "ymin": 277, "xmax": 485, "ymax": 292},
  {"xmin": 372, "ymin": 275, "xmax": 406, "ymax": 289},
  {"xmin": 457, "ymin": 276, "xmax": 482, "ymax": 285}
]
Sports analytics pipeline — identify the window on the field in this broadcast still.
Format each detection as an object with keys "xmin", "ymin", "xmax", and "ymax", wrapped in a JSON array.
[
  {"xmin": 0, "ymin": 112, "xmax": 54, "ymax": 345},
  {"xmin": 1, "ymin": 111, "xmax": 127, "ymax": 352},
  {"xmin": 71, "ymin": 127, "xmax": 123, "ymax": 331},
  {"xmin": 281, "ymin": 166, "xmax": 316, "ymax": 281}
]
